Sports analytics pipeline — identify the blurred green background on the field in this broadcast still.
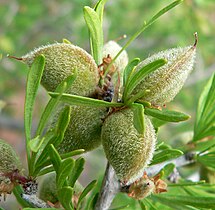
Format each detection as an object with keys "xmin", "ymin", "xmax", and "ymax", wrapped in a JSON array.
[{"xmin": 0, "ymin": 0, "xmax": 215, "ymax": 209}]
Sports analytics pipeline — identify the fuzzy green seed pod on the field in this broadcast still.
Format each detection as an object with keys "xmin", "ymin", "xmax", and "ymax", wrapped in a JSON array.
[
  {"xmin": 0, "ymin": 139, "xmax": 21, "ymax": 175},
  {"xmin": 39, "ymin": 173, "xmax": 83, "ymax": 205},
  {"xmin": 55, "ymin": 105, "xmax": 107, "ymax": 153},
  {"xmin": 103, "ymin": 40, "xmax": 128, "ymax": 75},
  {"xmin": 0, "ymin": 139, "xmax": 22, "ymax": 196},
  {"xmin": 22, "ymin": 43, "xmax": 99, "ymax": 96},
  {"xmin": 101, "ymin": 109, "xmax": 156, "ymax": 185},
  {"xmin": 131, "ymin": 44, "xmax": 196, "ymax": 105}
]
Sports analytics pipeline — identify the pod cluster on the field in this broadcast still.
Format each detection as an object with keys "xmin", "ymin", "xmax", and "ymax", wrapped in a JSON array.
[{"xmin": 22, "ymin": 38, "xmax": 196, "ymax": 187}]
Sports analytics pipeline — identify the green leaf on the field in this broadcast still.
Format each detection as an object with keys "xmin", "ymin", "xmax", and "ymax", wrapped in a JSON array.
[
  {"xmin": 54, "ymin": 106, "xmax": 71, "ymax": 141},
  {"xmin": 49, "ymin": 92, "xmax": 123, "ymax": 108},
  {"xmin": 36, "ymin": 72, "xmax": 77, "ymax": 136},
  {"xmin": 58, "ymin": 186, "xmax": 74, "ymax": 210},
  {"xmin": 195, "ymin": 138, "xmax": 215, "ymax": 153},
  {"xmin": 35, "ymin": 149, "xmax": 85, "ymax": 171},
  {"xmin": 197, "ymin": 152, "xmax": 215, "ymax": 169},
  {"xmin": 160, "ymin": 163, "xmax": 175, "ymax": 179},
  {"xmin": 109, "ymin": 205, "xmax": 129, "ymax": 210},
  {"xmin": 63, "ymin": 38, "xmax": 71, "ymax": 44},
  {"xmin": 84, "ymin": 6, "xmax": 103, "ymax": 64},
  {"xmin": 123, "ymin": 58, "xmax": 140, "ymax": 88},
  {"xmin": 69, "ymin": 157, "xmax": 85, "ymax": 187},
  {"xmin": 61, "ymin": 149, "xmax": 85, "ymax": 159},
  {"xmin": 37, "ymin": 165, "xmax": 55, "ymax": 176},
  {"xmin": 145, "ymin": 108, "xmax": 190, "ymax": 122},
  {"xmin": 23, "ymin": 209, "xmax": 58, "ymax": 210},
  {"xmin": 138, "ymin": 201, "xmax": 146, "ymax": 210},
  {"xmin": 33, "ymin": 131, "xmax": 56, "ymax": 175},
  {"xmin": 28, "ymin": 136, "xmax": 44, "ymax": 153},
  {"xmin": 194, "ymin": 73, "xmax": 215, "ymax": 141},
  {"xmin": 86, "ymin": 192, "xmax": 99, "ymax": 210},
  {"xmin": 94, "ymin": 0, "xmax": 107, "ymax": 22},
  {"xmin": 104, "ymin": 0, "xmax": 182, "ymax": 78},
  {"xmin": 152, "ymin": 194, "xmax": 215, "ymax": 208},
  {"xmin": 151, "ymin": 149, "xmax": 183, "ymax": 165},
  {"xmin": 24, "ymin": 55, "xmax": 45, "ymax": 166},
  {"xmin": 144, "ymin": 198, "xmax": 158, "ymax": 210},
  {"xmin": 48, "ymin": 144, "xmax": 62, "ymax": 172},
  {"xmin": 57, "ymin": 158, "xmax": 75, "ymax": 188},
  {"xmin": 168, "ymin": 180, "xmax": 205, "ymax": 187},
  {"xmin": 34, "ymin": 106, "xmax": 70, "ymax": 175},
  {"xmin": 131, "ymin": 103, "xmax": 145, "ymax": 134},
  {"xmin": 77, "ymin": 180, "xmax": 97, "ymax": 209},
  {"xmin": 123, "ymin": 59, "xmax": 166, "ymax": 102}
]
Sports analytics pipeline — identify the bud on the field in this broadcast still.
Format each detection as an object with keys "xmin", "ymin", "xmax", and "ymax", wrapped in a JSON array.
[
  {"xmin": 103, "ymin": 40, "xmax": 128, "ymax": 76},
  {"xmin": 131, "ymin": 37, "xmax": 197, "ymax": 105},
  {"xmin": 55, "ymin": 105, "xmax": 107, "ymax": 153},
  {"xmin": 22, "ymin": 43, "xmax": 99, "ymax": 96},
  {"xmin": 101, "ymin": 108, "xmax": 156, "ymax": 185},
  {"xmin": 0, "ymin": 139, "xmax": 22, "ymax": 197},
  {"xmin": 128, "ymin": 173, "xmax": 167, "ymax": 199}
]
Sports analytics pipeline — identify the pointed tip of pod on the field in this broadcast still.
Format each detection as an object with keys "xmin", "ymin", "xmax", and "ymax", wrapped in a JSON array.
[
  {"xmin": 193, "ymin": 32, "xmax": 198, "ymax": 48},
  {"xmin": 7, "ymin": 54, "xmax": 23, "ymax": 61}
]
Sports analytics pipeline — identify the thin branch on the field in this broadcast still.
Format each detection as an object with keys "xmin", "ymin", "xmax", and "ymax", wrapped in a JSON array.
[
  {"xmin": 95, "ymin": 162, "xmax": 120, "ymax": 210},
  {"xmin": 21, "ymin": 194, "xmax": 52, "ymax": 208},
  {"xmin": 95, "ymin": 152, "xmax": 196, "ymax": 210}
]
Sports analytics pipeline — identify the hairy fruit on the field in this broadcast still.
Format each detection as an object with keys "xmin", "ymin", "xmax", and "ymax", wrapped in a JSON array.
[
  {"xmin": 22, "ymin": 43, "xmax": 99, "ymax": 96},
  {"xmin": 54, "ymin": 105, "xmax": 107, "ymax": 153},
  {"xmin": 101, "ymin": 108, "xmax": 156, "ymax": 185},
  {"xmin": 131, "ymin": 43, "xmax": 196, "ymax": 105}
]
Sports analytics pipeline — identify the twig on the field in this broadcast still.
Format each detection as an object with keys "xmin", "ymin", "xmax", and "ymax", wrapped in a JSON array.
[
  {"xmin": 95, "ymin": 162, "xmax": 120, "ymax": 210},
  {"xmin": 95, "ymin": 152, "xmax": 196, "ymax": 210},
  {"xmin": 21, "ymin": 194, "xmax": 52, "ymax": 208}
]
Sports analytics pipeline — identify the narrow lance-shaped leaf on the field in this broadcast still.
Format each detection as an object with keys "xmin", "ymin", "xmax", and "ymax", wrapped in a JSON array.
[
  {"xmin": 104, "ymin": 0, "xmax": 183, "ymax": 77},
  {"xmin": 145, "ymin": 108, "xmax": 190, "ymax": 122},
  {"xmin": 132, "ymin": 103, "xmax": 145, "ymax": 134},
  {"xmin": 25, "ymin": 55, "xmax": 45, "ymax": 167},
  {"xmin": 84, "ymin": 6, "xmax": 103, "ymax": 64},
  {"xmin": 48, "ymin": 144, "xmax": 61, "ymax": 173},
  {"xmin": 49, "ymin": 92, "xmax": 123, "ymax": 108},
  {"xmin": 58, "ymin": 187, "xmax": 74, "ymax": 210},
  {"xmin": 77, "ymin": 180, "xmax": 97, "ymax": 209},
  {"xmin": 57, "ymin": 158, "xmax": 75, "ymax": 189},
  {"xmin": 197, "ymin": 152, "xmax": 215, "ymax": 169},
  {"xmin": 68, "ymin": 157, "xmax": 85, "ymax": 187},
  {"xmin": 151, "ymin": 149, "xmax": 183, "ymax": 165},
  {"xmin": 123, "ymin": 59, "xmax": 166, "ymax": 102},
  {"xmin": 94, "ymin": 0, "xmax": 107, "ymax": 22},
  {"xmin": 152, "ymin": 194, "xmax": 215, "ymax": 209},
  {"xmin": 123, "ymin": 58, "xmax": 140, "ymax": 86},
  {"xmin": 36, "ymin": 71, "xmax": 77, "ymax": 136},
  {"xmin": 194, "ymin": 73, "xmax": 215, "ymax": 141},
  {"xmin": 28, "ymin": 136, "xmax": 44, "ymax": 153}
]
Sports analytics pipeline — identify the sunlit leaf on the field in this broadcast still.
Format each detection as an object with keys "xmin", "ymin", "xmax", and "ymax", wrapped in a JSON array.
[
  {"xmin": 77, "ymin": 180, "xmax": 97, "ymax": 209},
  {"xmin": 84, "ymin": 6, "xmax": 103, "ymax": 64},
  {"xmin": 123, "ymin": 59, "xmax": 166, "ymax": 102},
  {"xmin": 131, "ymin": 103, "xmax": 145, "ymax": 134},
  {"xmin": 57, "ymin": 158, "xmax": 75, "ymax": 188},
  {"xmin": 58, "ymin": 187, "xmax": 74, "ymax": 210},
  {"xmin": 145, "ymin": 108, "xmax": 190, "ymax": 122},
  {"xmin": 25, "ymin": 55, "xmax": 45, "ymax": 169},
  {"xmin": 68, "ymin": 157, "xmax": 85, "ymax": 187},
  {"xmin": 151, "ymin": 149, "xmax": 183, "ymax": 165},
  {"xmin": 49, "ymin": 92, "xmax": 123, "ymax": 108}
]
